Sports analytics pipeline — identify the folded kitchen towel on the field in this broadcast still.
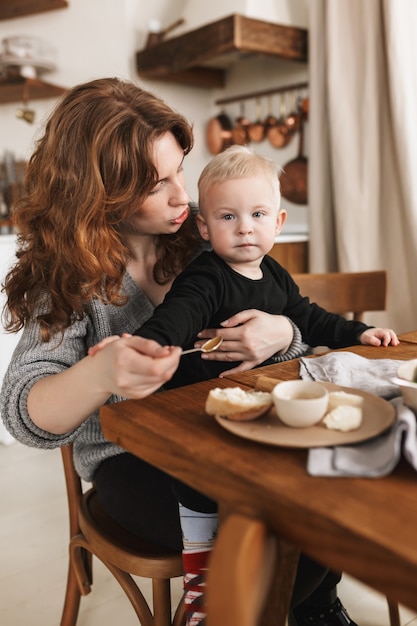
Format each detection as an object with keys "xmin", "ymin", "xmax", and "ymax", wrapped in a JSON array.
[
  {"xmin": 299, "ymin": 352, "xmax": 417, "ymax": 477},
  {"xmin": 300, "ymin": 351, "xmax": 403, "ymax": 398}
]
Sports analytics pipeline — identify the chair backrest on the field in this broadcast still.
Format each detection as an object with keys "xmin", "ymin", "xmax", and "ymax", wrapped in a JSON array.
[
  {"xmin": 61, "ymin": 442, "xmax": 83, "ymax": 538},
  {"xmin": 291, "ymin": 270, "xmax": 387, "ymax": 322}
]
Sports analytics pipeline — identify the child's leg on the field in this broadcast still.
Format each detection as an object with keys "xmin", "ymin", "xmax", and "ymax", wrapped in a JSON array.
[
  {"xmin": 178, "ymin": 504, "xmax": 218, "ymax": 626},
  {"xmin": 173, "ymin": 480, "xmax": 218, "ymax": 626}
]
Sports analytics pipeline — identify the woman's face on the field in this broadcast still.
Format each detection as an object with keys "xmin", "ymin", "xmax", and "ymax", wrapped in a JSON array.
[{"xmin": 127, "ymin": 132, "xmax": 190, "ymax": 236}]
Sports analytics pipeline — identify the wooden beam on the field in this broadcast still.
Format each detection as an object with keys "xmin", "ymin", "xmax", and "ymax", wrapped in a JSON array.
[{"xmin": 0, "ymin": 1, "xmax": 68, "ymax": 20}]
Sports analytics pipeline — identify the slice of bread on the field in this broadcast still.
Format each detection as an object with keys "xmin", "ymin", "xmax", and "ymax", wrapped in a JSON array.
[{"xmin": 205, "ymin": 386, "xmax": 273, "ymax": 422}]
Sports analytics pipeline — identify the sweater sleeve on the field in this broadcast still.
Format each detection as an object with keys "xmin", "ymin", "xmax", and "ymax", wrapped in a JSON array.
[
  {"xmin": 135, "ymin": 255, "xmax": 224, "ymax": 349},
  {"xmin": 0, "ymin": 316, "xmax": 90, "ymax": 449}
]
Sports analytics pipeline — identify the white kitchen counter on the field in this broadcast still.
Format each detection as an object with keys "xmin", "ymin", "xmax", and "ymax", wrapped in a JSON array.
[{"xmin": 275, "ymin": 233, "xmax": 309, "ymax": 244}]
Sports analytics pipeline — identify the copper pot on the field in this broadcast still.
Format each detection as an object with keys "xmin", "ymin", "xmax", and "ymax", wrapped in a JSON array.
[
  {"xmin": 231, "ymin": 103, "xmax": 250, "ymax": 146},
  {"xmin": 206, "ymin": 112, "xmax": 234, "ymax": 155},
  {"xmin": 247, "ymin": 99, "xmax": 265, "ymax": 143},
  {"xmin": 267, "ymin": 94, "xmax": 291, "ymax": 149},
  {"xmin": 285, "ymin": 92, "xmax": 302, "ymax": 136},
  {"xmin": 263, "ymin": 95, "xmax": 278, "ymax": 133},
  {"xmin": 279, "ymin": 114, "xmax": 308, "ymax": 205}
]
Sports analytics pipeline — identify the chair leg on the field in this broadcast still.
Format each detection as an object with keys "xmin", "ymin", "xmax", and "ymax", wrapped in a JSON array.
[
  {"xmin": 70, "ymin": 537, "xmax": 93, "ymax": 595},
  {"xmin": 152, "ymin": 577, "xmax": 174, "ymax": 626},
  {"xmin": 60, "ymin": 539, "xmax": 93, "ymax": 626},
  {"xmin": 172, "ymin": 593, "xmax": 187, "ymax": 626},
  {"xmin": 104, "ymin": 561, "xmax": 154, "ymax": 626},
  {"xmin": 387, "ymin": 599, "xmax": 401, "ymax": 626},
  {"xmin": 60, "ymin": 562, "xmax": 82, "ymax": 626}
]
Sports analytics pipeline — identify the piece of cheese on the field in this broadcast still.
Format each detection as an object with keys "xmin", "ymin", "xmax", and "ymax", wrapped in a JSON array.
[
  {"xmin": 327, "ymin": 390, "xmax": 363, "ymax": 411},
  {"xmin": 323, "ymin": 405, "xmax": 363, "ymax": 432}
]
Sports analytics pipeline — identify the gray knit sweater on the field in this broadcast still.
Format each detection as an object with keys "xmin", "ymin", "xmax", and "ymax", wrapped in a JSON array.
[{"xmin": 0, "ymin": 271, "xmax": 305, "ymax": 482}]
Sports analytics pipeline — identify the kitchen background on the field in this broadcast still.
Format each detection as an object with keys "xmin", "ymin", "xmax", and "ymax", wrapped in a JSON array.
[{"xmin": 0, "ymin": 0, "xmax": 309, "ymax": 228}]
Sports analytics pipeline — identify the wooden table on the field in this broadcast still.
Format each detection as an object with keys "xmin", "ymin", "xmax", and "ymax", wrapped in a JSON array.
[{"xmin": 100, "ymin": 332, "xmax": 417, "ymax": 625}]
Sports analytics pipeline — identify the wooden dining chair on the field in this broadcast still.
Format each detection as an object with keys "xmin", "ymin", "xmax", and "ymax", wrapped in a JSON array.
[
  {"xmin": 60, "ymin": 443, "xmax": 186, "ymax": 626},
  {"xmin": 291, "ymin": 270, "xmax": 387, "ymax": 322},
  {"xmin": 292, "ymin": 270, "xmax": 400, "ymax": 626}
]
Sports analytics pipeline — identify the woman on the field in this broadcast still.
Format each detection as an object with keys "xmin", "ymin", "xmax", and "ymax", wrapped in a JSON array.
[{"xmin": 0, "ymin": 78, "xmax": 357, "ymax": 626}]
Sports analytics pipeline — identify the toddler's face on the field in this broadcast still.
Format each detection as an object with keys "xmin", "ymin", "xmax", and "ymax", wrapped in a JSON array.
[{"xmin": 197, "ymin": 175, "xmax": 286, "ymax": 268}]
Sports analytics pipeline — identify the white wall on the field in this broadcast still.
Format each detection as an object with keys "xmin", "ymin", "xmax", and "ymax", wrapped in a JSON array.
[{"xmin": 0, "ymin": 0, "xmax": 308, "ymax": 225}]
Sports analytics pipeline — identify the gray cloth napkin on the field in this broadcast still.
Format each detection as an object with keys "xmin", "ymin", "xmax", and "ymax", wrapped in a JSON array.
[{"xmin": 299, "ymin": 352, "xmax": 417, "ymax": 477}]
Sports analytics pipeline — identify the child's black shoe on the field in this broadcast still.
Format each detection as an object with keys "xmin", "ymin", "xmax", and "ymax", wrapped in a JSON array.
[{"xmin": 289, "ymin": 597, "xmax": 359, "ymax": 626}]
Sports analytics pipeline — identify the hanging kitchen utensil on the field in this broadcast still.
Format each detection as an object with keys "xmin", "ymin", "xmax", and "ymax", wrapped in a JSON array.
[
  {"xmin": 263, "ymin": 95, "xmax": 278, "ymax": 133},
  {"xmin": 231, "ymin": 102, "xmax": 250, "ymax": 146},
  {"xmin": 285, "ymin": 91, "xmax": 302, "ymax": 136},
  {"xmin": 206, "ymin": 111, "xmax": 234, "ymax": 155},
  {"xmin": 279, "ymin": 112, "xmax": 308, "ymax": 205},
  {"xmin": 301, "ymin": 96, "xmax": 309, "ymax": 120},
  {"xmin": 247, "ymin": 99, "xmax": 265, "ymax": 143},
  {"xmin": 267, "ymin": 94, "xmax": 291, "ymax": 149},
  {"xmin": 15, "ymin": 81, "xmax": 35, "ymax": 124}
]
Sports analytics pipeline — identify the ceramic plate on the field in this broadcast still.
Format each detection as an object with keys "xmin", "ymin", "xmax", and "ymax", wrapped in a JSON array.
[{"xmin": 215, "ymin": 382, "xmax": 396, "ymax": 448}]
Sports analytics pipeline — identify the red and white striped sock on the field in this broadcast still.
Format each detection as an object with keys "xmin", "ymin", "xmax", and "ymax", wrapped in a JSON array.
[
  {"xmin": 178, "ymin": 505, "xmax": 218, "ymax": 626},
  {"xmin": 182, "ymin": 548, "xmax": 211, "ymax": 626}
]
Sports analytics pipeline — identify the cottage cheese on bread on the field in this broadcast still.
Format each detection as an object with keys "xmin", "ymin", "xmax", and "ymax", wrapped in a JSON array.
[{"xmin": 205, "ymin": 387, "xmax": 273, "ymax": 422}]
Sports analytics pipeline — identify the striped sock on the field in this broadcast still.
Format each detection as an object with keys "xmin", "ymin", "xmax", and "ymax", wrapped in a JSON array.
[{"xmin": 178, "ymin": 505, "xmax": 218, "ymax": 626}]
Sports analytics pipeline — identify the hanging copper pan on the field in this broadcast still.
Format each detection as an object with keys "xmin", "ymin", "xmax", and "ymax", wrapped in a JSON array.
[
  {"xmin": 231, "ymin": 102, "xmax": 251, "ymax": 146},
  {"xmin": 247, "ymin": 99, "xmax": 265, "ymax": 143},
  {"xmin": 206, "ymin": 112, "xmax": 234, "ymax": 155},
  {"xmin": 267, "ymin": 94, "xmax": 291, "ymax": 149},
  {"xmin": 279, "ymin": 114, "xmax": 308, "ymax": 205}
]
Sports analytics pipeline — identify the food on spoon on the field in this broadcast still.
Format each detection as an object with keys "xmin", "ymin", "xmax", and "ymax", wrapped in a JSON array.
[
  {"xmin": 205, "ymin": 387, "xmax": 273, "ymax": 421},
  {"xmin": 323, "ymin": 405, "xmax": 363, "ymax": 432}
]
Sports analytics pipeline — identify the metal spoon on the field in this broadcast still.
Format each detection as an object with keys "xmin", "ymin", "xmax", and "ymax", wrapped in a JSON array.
[{"xmin": 181, "ymin": 336, "xmax": 223, "ymax": 356}]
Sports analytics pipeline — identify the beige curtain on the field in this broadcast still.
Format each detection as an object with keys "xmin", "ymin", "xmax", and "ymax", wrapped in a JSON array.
[{"xmin": 308, "ymin": 0, "xmax": 417, "ymax": 332}]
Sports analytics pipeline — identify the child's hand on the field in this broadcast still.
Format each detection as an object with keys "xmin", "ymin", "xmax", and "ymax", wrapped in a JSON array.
[
  {"xmin": 88, "ymin": 333, "xmax": 131, "ymax": 357},
  {"xmin": 359, "ymin": 328, "xmax": 399, "ymax": 347}
]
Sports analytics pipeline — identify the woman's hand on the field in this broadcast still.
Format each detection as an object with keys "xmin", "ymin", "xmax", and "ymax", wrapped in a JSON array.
[
  {"xmin": 196, "ymin": 310, "xmax": 294, "ymax": 376},
  {"xmin": 359, "ymin": 328, "xmax": 399, "ymax": 347},
  {"xmin": 28, "ymin": 336, "xmax": 181, "ymax": 435},
  {"xmin": 92, "ymin": 335, "xmax": 181, "ymax": 399}
]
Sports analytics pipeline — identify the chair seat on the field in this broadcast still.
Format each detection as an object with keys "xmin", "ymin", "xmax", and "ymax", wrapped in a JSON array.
[
  {"xmin": 79, "ymin": 488, "xmax": 184, "ymax": 579},
  {"xmin": 60, "ymin": 443, "xmax": 186, "ymax": 626}
]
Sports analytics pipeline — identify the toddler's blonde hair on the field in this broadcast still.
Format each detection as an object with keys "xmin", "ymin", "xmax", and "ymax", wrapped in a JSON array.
[{"xmin": 198, "ymin": 145, "xmax": 281, "ymax": 214}]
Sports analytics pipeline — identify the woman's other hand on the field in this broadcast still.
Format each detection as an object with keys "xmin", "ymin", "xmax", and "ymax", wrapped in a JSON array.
[{"xmin": 197, "ymin": 310, "xmax": 294, "ymax": 376}]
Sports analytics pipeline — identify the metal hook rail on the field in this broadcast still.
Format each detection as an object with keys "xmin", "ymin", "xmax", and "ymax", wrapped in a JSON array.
[{"xmin": 215, "ymin": 81, "xmax": 308, "ymax": 106}]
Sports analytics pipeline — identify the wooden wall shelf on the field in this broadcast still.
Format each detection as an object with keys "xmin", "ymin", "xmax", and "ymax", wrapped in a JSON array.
[
  {"xmin": 136, "ymin": 14, "xmax": 308, "ymax": 88},
  {"xmin": 0, "ymin": 1, "xmax": 68, "ymax": 20},
  {"xmin": 0, "ymin": 77, "xmax": 66, "ymax": 103}
]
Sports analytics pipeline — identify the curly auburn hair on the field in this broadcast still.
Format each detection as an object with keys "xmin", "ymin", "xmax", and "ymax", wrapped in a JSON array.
[{"xmin": 2, "ymin": 77, "xmax": 198, "ymax": 341}]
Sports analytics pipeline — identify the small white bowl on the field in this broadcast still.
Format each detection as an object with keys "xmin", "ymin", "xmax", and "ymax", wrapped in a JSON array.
[
  {"xmin": 272, "ymin": 380, "xmax": 329, "ymax": 428},
  {"xmin": 396, "ymin": 359, "xmax": 417, "ymax": 412}
]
